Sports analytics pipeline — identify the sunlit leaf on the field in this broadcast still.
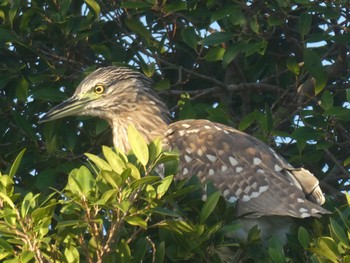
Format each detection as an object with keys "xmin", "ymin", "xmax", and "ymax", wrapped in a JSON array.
[
  {"xmin": 157, "ymin": 175, "xmax": 173, "ymax": 198},
  {"xmin": 85, "ymin": 153, "xmax": 112, "ymax": 171},
  {"xmin": 125, "ymin": 215, "xmax": 147, "ymax": 229},
  {"xmin": 128, "ymin": 125, "xmax": 149, "ymax": 166},
  {"xmin": 102, "ymin": 146, "xmax": 126, "ymax": 174},
  {"xmin": 0, "ymin": 192, "xmax": 15, "ymax": 208},
  {"xmin": 8, "ymin": 148, "xmax": 26, "ymax": 178},
  {"xmin": 84, "ymin": 0, "xmax": 100, "ymax": 16},
  {"xmin": 204, "ymin": 46, "xmax": 225, "ymax": 62}
]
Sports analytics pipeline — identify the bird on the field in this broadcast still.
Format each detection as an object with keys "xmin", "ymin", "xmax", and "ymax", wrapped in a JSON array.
[{"xmin": 39, "ymin": 66, "xmax": 330, "ymax": 242}]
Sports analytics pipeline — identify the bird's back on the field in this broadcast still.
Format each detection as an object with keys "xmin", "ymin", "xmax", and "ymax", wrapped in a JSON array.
[{"xmin": 164, "ymin": 119, "xmax": 329, "ymax": 218}]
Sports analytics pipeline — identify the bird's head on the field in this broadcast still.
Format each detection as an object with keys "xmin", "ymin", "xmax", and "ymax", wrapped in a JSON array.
[{"xmin": 39, "ymin": 66, "xmax": 169, "ymax": 124}]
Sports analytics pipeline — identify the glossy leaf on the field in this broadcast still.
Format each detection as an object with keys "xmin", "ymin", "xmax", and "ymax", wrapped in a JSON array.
[
  {"xmin": 125, "ymin": 216, "xmax": 147, "ymax": 229},
  {"xmin": 85, "ymin": 153, "xmax": 112, "ymax": 171},
  {"xmin": 200, "ymin": 191, "xmax": 220, "ymax": 223},
  {"xmin": 84, "ymin": 0, "xmax": 100, "ymax": 16},
  {"xmin": 8, "ymin": 148, "xmax": 26, "ymax": 178},
  {"xmin": 127, "ymin": 125, "xmax": 149, "ymax": 166},
  {"xmin": 102, "ymin": 146, "xmax": 126, "ymax": 174},
  {"xmin": 157, "ymin": 175, "xmax": 173, "ymax": 198}
]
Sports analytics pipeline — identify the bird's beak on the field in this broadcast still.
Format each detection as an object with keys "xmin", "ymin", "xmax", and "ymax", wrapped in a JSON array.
[{"xmin": 39, "ymin": 95, "xmax": 91, "ymax": 123}]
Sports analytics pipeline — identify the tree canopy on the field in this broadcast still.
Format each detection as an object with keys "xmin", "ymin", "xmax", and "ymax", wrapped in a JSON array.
[{"xmin": 0, "ymin": 0, "xmax": 349, "ymax": 262}]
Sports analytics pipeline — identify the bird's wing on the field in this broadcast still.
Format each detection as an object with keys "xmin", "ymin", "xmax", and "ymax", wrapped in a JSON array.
[{"xmin": 165, "ymin": 119, "xmax": 330, "ymax": 218}]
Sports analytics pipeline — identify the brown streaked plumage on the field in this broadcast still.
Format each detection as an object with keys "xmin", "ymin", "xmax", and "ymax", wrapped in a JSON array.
[{"xmin": 39, "ymin": 66, "xmax": 330, "ymax": 242}]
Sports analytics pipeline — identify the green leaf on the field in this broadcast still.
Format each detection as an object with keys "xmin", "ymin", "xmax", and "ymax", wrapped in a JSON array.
[
  {"xmin": 154, "ymin": 79, "xmax": 170, "ymax": 91},
  {"xmin": 312, "ymin": 237, "xmax": 339, "ymax": 262},
  {"xmin": 9, "ymin": 0, "xmax": 20, "ymax": 27},
  {"xmin": 115, "ymin": 239, "xmax": 131, "ymax": 263},
  {"xmin": 77, "ymin": 166, "xmax": 95, "ymax": 194},
  {"xmin": 102, "ymin": 146, "xmax": 126, "ymax": 174},
  {"xmin": 67, "ymin": 166, "xmax": 95, "ymax": 195},
  {"xmin": 129, "ymin": 176, "xmax": 159, "ymax": 189},
  {"xmin": 96, "ymin": 189, "xmax": 118, "ymax": 205},
  {"xmin": 15, "ymin": 77, "xmax": 29, "ymax": 102},
  {"xmin": 298, "ymin": 13, "xmax": 312, "ymax": 39},
  {"xmin": 3, "ymin": 207, "xmax": 16, "ymax": 227},
  {"xmin": 157, "ymin": 175, "xmax": 173, "ymax": 198},
  {"xmin": 181, "ymin": 27, "xmax": 199, "ymax": 49},
  {"xmin": 244, "ymin": 41, "xmax": 267, "ymax": 56},
  {"xmin": 238, "ymin": 111, "xmax": 256, "ymax": 131},
  {"xmin": 210, "ymin": 4, "xmax": 238, "ymax": 22},
  {"xmin": 21, "ymin": 192, "xmax": 38, "ymax": 218},
  {"xmin": 164, "ymin": 1, "xmax": 187, "ymax": 12},
  {"xmin": 141, "ymin": 62, "xmax": 155, "ymax": 78},
  {"xmin": 127, "ymin": 125, "xmax": 149, "ymax": 166},
  {"xmin": 125, "ymin": 19, "xmax": 151, "ymax": 46},
  {"xmin": 31, "ymin": 202, "xmax": 57, "ymax": 222},
  {"xmin": 56, "ymin": 220, "xmax": 87, "ymax": 228},
  {"xmin": 0, "ymin": 28, "xmax": 18, "ymax": 43},
  {"xmin": 267, "ymin": 16, "xmax": 284, "ymax": 26},
  {"xmin": 0, "ymin": 238, "xmax": 13, "ymax": 252},
  {"xmin": 199, "ymin": 32, "xmax": 232, "ymax": 46},
  {"xmin": 100, "ymin": 170, "xmax": 121, "ymax": 189},
  {"xmin": 127, "ymin": 163, "xmax": 141, "ymax": 180},
  {"xmin": 250, "ymin": 16, "xmax": 259, "ymax": 33},
  {"xmin": 64, "ymin": 245, "xmax": 80, "ymax": 263},
  {"xmin": 298, "ymin": 226, "xmax": 310, "ymax": 248},
  {"xmin": 20, "ymin": 251, "xmax": 34, "ymax": 263},
  {"xmin": 323, "ymin": 107, "xmax": 350, "ymax": 121},
  {"xmin": 148, "ymin": 137, "xmax": 163, "ymax": 163},
  {"xmin": 200, "ymin": 191, "xmax": 220, "ymax": 223},
  {"xmin": 155, "ymin": 241, "xmax": 165, "ymax": 263},
  {"xmin": 344, "ymin": 156, "xmax": 350, "ymax": 167},
  {"xmin": 222, "ymin": 42, "xmax": 246, "ymax": 68},
  {"xmin": 286, "ymin": 56, "xmax": 300, "ymax": 75},
  {"xmin": 329, "ymin": 218, "xmax": 349, "ymax": 246},
  {"xmin": 84, "ymin": 0, "xmax": 100, "ymax": 16},
  {"xmin": 121, "ymin": 1, "xmax": 152, "ymax": 9},
  {"xmin": 8, "ymin": 148, "xmax": 26, "ymax": 178},
  {"xmin": 320, "ymin": 90, "xmax": 333, "ymax": 110},
  {"xmin": 125, "ymin": 216, "xmax": 147, "ymax": 229},
  {"xmin": 346, "ymin": 89, "xmax": 350, "ymax": 102},
  {"xmin": 85, "ymin": 153, "xmax": 112, "ymax": 171},
  {"xmin": 304, "ymin": 49, "xmax": 327, "ymax": 94},
  {"xmin": 291, "ymin": 126, "xmax": 323, "ymax": 141},
  {"xmin": 204, "ymin": 46, "xmax": 225, "ymax": 62},
  {"xmin": 150, "ymin": 207, "xmax": 180, "ymax": 217},
  {"xmin": 132, "ymin": 238, "xmax": 148, "ymax": 262}
]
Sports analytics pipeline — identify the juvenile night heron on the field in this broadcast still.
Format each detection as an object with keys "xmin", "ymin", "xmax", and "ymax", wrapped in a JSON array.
[{"xmin": 40, "ymin": 66, "xmax": 329, "ymax": 241}]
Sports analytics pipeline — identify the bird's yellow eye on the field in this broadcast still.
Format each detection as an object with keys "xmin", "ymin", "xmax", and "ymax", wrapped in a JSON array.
[{"xmin": 94, "ymin": 84, "xmax": 105, "ymax": 94}]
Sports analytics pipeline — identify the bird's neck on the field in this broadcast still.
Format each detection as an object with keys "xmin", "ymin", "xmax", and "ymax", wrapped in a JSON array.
[{"xmin": 109, "ymin": 105, "xmax": 170, "ymax": 153}]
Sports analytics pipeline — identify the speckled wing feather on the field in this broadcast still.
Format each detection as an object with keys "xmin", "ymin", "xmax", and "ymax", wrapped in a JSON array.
[{"xmin": 165, "ymin": 119, "xmax": 330, "ymax": 218}]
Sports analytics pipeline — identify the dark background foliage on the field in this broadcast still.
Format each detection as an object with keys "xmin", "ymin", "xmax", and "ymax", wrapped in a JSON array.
[{"xmin": 0, "ymin": 0, "xmax": 349, "ymax": 262}]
